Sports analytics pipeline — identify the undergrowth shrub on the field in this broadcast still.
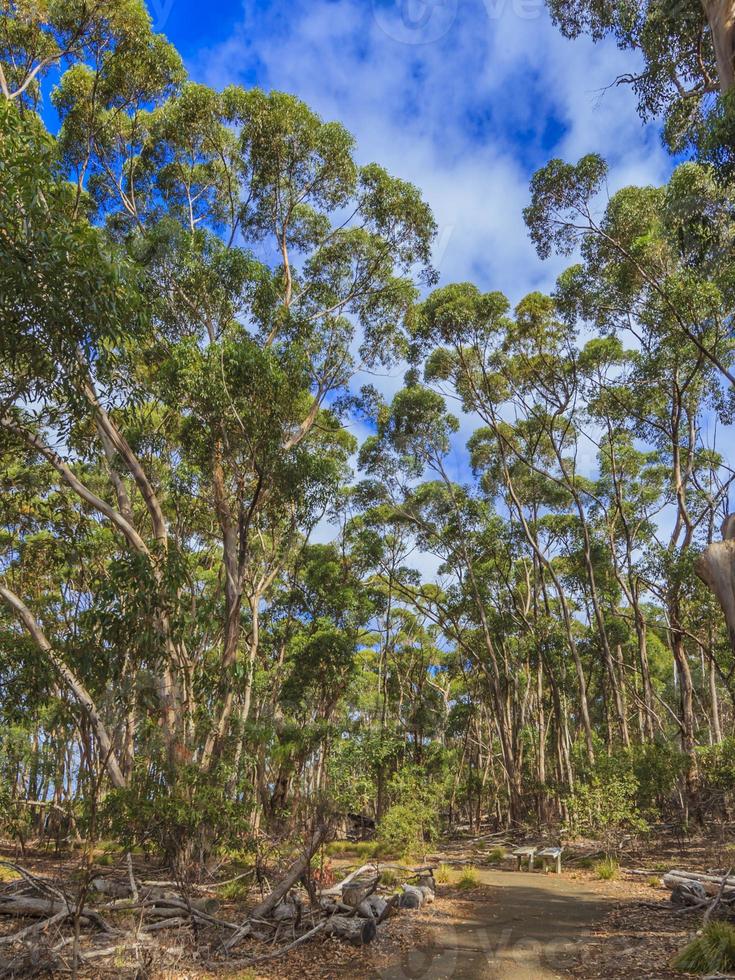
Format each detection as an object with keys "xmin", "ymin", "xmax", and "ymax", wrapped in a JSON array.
[
  {"xmin": 376, "ymin": 764, "xmax": 441, "ymax": 858},
  {"xmin": 101, "ymin": 764, "xmax": 251, "ymax": 872},
  {"xmin": 567, "ymin": 750, "xmax": 647, "ymax": 851},
  {"xmin": 697, "ymin": 738, "xmax": 735, "ymax": 820}
]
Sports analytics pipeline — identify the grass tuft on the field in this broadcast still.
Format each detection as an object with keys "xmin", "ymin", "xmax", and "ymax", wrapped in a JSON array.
[
  {"xmin": 324, "ymin": 841, "xmax": 358, "ymax": 859},
  {"xmin": 457, "ymin": 866, "xmax": 480, "ymax": 890},
  {"xmin": 672, "ymin": 921, "xmax": 735, "ymax": 974},
  {"xmin": 434, "ymin": 862, "xmax": 452, "ymax": 884},
  {"xmin": 594, "ymin": 857, "xmax": 619, "ymax": 881},
  {"xmin": 219, "ymin": 879, "xmax": 250, "ymax": 901}
]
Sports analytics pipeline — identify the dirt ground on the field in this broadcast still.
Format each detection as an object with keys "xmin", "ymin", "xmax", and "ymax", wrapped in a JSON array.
[
  {"xmin": 1, "ymin": 830, "xmax": 730, "ymax": 979},
  {"xmin": 243, "ymin": 871, "xmax": 665, "ymax": 980}
]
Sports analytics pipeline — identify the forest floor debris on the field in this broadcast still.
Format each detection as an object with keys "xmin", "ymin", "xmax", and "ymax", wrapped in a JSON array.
[{"xmin": 2, "ymin": 829, "xmax": 734, "ymax": 977}]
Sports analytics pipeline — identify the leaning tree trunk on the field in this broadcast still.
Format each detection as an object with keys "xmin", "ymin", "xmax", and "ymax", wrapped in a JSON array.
[
  {"xmin": 696, "ymin": 514, "xmax": 735, "ymax": 657},
  {"xmin": 702, "ymin": 0, "xmax": 735, "ymax": 94}
]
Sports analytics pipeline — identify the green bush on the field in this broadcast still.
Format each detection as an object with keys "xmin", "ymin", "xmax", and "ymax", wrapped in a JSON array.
[
  {"xmin": 567, "ymin": 763, "xmax": 647, "ymax": 846},
  {"xmin": 697, "ymin": 739, "xmax": 735, "ymax": 819},
  {"xmin": 629, "ymin": 744, "xmax": 686, "ymax": 818},
  {"xmin": 377, "ymin": 803, "xmax": 428, "ymax": 858},
  {"xmin": 672, "ymin": 921, "xmax": 735, "ymax": 974},
  {"xmin": 376, "ymin": 764, "xmax": 441, "ymax": 858},
  {"xmin": 487, "ymin": 846, "xmax": 506, "ymax": 864},
  {"xmin": 594, "ymin": 857, "xmax": 619, "ymax": 880},
  {"xmin": 101, "ymin": 764, "xmax": 251, "ymax": 870}
]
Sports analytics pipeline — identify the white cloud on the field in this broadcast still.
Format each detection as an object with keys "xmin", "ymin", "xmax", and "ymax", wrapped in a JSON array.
[{"xmin": 191, "ymin": 0, "xmax": 669, "ymax": 307}]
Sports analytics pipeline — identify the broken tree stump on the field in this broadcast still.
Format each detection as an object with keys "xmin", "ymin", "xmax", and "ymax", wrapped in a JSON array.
[
  {"xmin": 663, "ymin": 871, "xmax": 735, "ymax": 897},
  {"xmin": 342, "ymin": 877, "xmax": 377, "ymax": 909}
]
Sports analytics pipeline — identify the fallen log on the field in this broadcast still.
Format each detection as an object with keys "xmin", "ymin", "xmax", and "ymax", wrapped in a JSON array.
[
  {"xmin": 366, "ymin": 896, "xmax": 388, "ymax": 920},
  {"xmin": 0, "ymin": 896, "xmax": 74, "ymax": 919},
  {"xmin": 398, "ymin": 884, "xmax": 424, "ymax": 909},
  {"xmin": 663, "ymin": 870, "xmax": 735, "ymax": 890},
  {"xmin": 0, "ymin": 909, "xmax": 68, "ymax": 946},
  {"xmin": 319, "ymin": 864, "xmax": 375, "ymax": 898},
  {"xmin": 663, "ymin": 871, "xmax": 735, "ymax": 898},
  {"xmin": 91, "ymin": 877, "xmax": 130, "ymax": 898},
  {"xmin": 211, "ymin": 920, "xmax": 326, "ymax": 969},
  {"xmin": 251, "ymin": 825, "xmax": 326, "ymax": 920},
  {"xmin": 141, "ymin": 916, "xmax": 189, "ymax": 933},
  {"xmin": 325, "ymin": 914, "xmax": 376, "ymax": 946}
]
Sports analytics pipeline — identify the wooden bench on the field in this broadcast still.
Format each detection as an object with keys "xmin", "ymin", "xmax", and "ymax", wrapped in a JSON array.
[
  {"xmin": 513, "ymin": 846, "xmax": 537, "ymax": 871},
  {"xmin": 537, "ymin": 846, "xmax": 563, "ymax": 874}
]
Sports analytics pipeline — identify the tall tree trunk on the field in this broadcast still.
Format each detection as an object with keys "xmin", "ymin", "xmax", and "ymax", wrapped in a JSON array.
[{"xmin": 702, "ymin": 0, "xmax": 735, "ymax": 93}]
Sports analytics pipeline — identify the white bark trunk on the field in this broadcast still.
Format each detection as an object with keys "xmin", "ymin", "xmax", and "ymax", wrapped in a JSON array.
[
  {"xmin": 696, "ymin": 515, "xmax": 735, "ymax": 654},
  {"xmin": 702, "ymin": 0, "xmax": 735, "ymax": 93}
]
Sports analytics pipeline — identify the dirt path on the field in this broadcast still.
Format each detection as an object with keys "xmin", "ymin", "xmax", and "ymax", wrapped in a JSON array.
[{"xmin": 371, "ymin": 869, "xmax": 613, "ymax": 980}]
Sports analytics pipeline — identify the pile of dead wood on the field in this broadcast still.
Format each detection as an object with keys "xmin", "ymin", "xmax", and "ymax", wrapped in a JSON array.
[
  {"xmin": 661, "ymin": 868, "xmax": 735, "ymax": 914},
  {"xmin": 220, "ymin": 859, "xmax": 437, "ymax": 965},
  {"xmin": 0, "ymin": 842, "xmax": 436, "ymax": 974}
]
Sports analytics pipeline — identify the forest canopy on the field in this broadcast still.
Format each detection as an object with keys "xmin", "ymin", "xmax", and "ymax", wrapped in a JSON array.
[{"xmin": 2, "ymin": 0, "xmax": 735, "ymax": 883}]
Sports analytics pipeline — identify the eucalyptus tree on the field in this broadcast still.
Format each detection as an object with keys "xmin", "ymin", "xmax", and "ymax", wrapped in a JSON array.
[
  {"xmin": 410, "ymin": 284, "xmax": 609, "ymax": 758},
  {"xmin": 544, "ymin": 0, "xmax": 735, "ymax": 156},
  {"xmin": 526, "ymin": 158, "xmax": 735, "ymax": 662},
  {"xmin": 581, "ymin": 348, "xmax": 668, "ymax": 742},
  {"xmin": 0, "ymin": 0, "xmax": 437, "ymax": 823},
  {"xmin": 358, "ymin": 382, "xmax": 538, "ymax": 822}
]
